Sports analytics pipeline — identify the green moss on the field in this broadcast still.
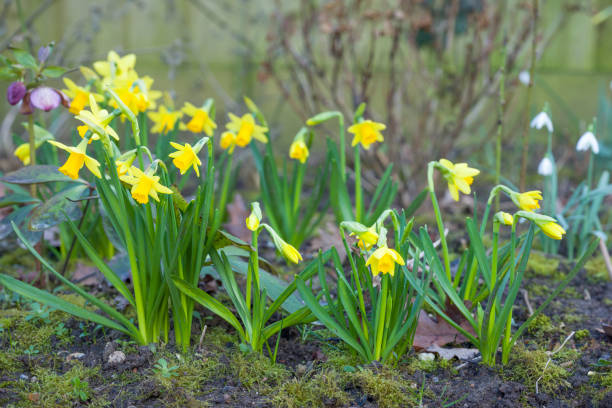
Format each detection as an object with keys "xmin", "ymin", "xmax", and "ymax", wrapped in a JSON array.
[
  {"xmin": 584, "ymin": 256, "xmax": 609, "ymax": 281},
  {"xmin": 349, "ymin": 368, "xmax": 418, "ymax": 408},
  {"xmin": 527, "ymin": 314, "xmax": 554, "ymax": 337},
  {"xmin": 503, "ymin": 345, "xmax": 572, "ymax": 394},
  {"xmin": 574, "ymin": 329, "xmax": 590, "ymax": 341},
  {"xmin": 202, "ymin": 325, "xmax": 239, "ymax": 350},
  {"xmin": 271, "ymin": 370, "xmax": 349, "ymax": 408},
  {"xmin": 563, "ymin": 313, "xmax": 583, "ymax": 325},
  {"xmin": 230, "ymin": 351, "xmax": 290, "ymax": 392},
  {"xmin": 604, "ymin": 298, "xmax": 612, "ymax": 306},
  {"xmin": 0, "ymin": 351, "xmax": 22, "ymax": 374},
  {"xmin": 323, "ymin": 347, "xmax": 362, "ymax": 371},
  {"xmin": 527, "ymin": 252, "xmax": 561, "ymax": 278},
  {"xmin": 402, "ymin": 355, "xmax": 455, "ymax": 374},
  {"xmin": 17, "ymin": 362, "xmax": 104, "ymax": 407}
]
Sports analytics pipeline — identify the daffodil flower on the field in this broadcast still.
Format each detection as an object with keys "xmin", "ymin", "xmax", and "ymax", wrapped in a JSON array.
[
  {"xmin": 496, "ymin": 211, "xmax": 514, "ymax": 226},
  {"xmin": 47, "ymin": 139, "xmax": 101, "ymax": 180},
  {"xmin": 245, "ymin": 202, "xmax": 262, "ymax": 232},
  {"xmin": 75, "ymin": 95, "xmax": 120, "ymax": 141},
  {"xmin": 351, "ymin": 227, "xmax": 379, "ymax": 251},
  {"xmin": 62, "ymin": 78, "xmax": 103, "ymax": 115},
  {"xmin": 289, "ymin": 139, "xmax": 309, "ymax": 164},
  {"xmin": 279, "ymin": 241, "xmax": 303, "ymax": 264},
  {"xmin": 168, "ymin": 141, "xmax": 203, "ymax": 177},
  {"xmin": 182, "ymin": 102, "xmax": 216, "ymax": 136},
  {"xmin": 14, "ymin": 143, "xmax": 31, "ymax": 165},
  {"xmin": 115, "ymin": 149, "xmax": 138, "ymax": 177},
  {"xmin": 119, "ymin": 166, "xmax": 173, "ymax": 204},
  {"xmin": 535, "ymin": 219, "xmax": 566, "ymax": 240},
  {"xmin": 148, "ymin": 106, "xmax": 183, "ymax": 135},
  {"xmin": 226, "ymin": 113, "xmax": 268, "ymax": 146},
  {"xmin": 220, "ymin": 131, "xmax": 237, "ymax": 153},
  {"xmin": 366, "ymin": 246, "xmax": 405, "ymax": 277},
  {"xmin": 437, "ymin": 159, "xmax": 480, "ymax": 201},
  {"xmin": 111, "ymin": 74, "xmax": 162, "ymax": 115},
  {"xmin": 347, "ymin": 119, "xmax": 385, "ymax": 150},
  {"xmin": 92, "ymin": 50, "xmax": 136, "ymax": 81},
  {"xmin": 511, "ymin": 190, "xmax": 542, "ymax": 212}
]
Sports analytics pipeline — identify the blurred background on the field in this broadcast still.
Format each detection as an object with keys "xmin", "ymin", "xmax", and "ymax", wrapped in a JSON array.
[{"xmin": 1, "ymin": 0, "xmax": 611, "ymax": 198}]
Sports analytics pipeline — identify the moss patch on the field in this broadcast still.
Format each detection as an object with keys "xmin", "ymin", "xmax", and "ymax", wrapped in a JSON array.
[
  {"xmin": 527, "ymin": 251, "xmax": 562, "ymax": 278},
  {"xmin": 584, "ymin": 256, "xmax": 609, "ymax": 281},
  {"xmin": 503, "ymin": 345, "xmax": 573, "ymax": 394},
  {"xmin": 349, "ymin": 367, "xmax": 418, "ymax": 408},
  {"xmin": 271, "ymin": 370, "xmax": 349, "ymax": 408}
]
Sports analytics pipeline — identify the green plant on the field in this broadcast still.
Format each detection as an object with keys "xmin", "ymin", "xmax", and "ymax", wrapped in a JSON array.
[
  {"xmin": 70, "ymin": 376, "xmax": 90, "ymax": 401},
  {"xmin": 414, "ymin": 159, "xmax": 599, "ymax": 365},
  {"xmin": 297, "ymin": 210, "xmax": 428, "ymax": 363},
  {"xmin": 153, "ymin": 358, "xmax": 178, "ymax": 379},
  {"xmin": 174, "ymin": 203, "xmax": 333, "ymax": 357}
]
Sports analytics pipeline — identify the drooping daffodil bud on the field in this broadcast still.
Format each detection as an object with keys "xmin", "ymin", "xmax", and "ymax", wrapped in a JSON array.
[{"xmin": 246, "ymin": 202, "xmax": 262, "ymax": 232}]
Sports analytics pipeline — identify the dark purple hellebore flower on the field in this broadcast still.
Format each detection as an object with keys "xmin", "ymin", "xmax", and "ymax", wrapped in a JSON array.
[
  {"xmin": 7, "ymin": 81, "xmax": 26, "ymax": 105},
  {"xmin": 30, "ymin": 86, "xmax": 61, "ymax": 111}
]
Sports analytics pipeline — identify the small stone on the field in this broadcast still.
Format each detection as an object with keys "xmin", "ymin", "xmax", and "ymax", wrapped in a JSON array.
[
  {"xmin": 223, "ymin": 393, "xmax": 231, "ymax": 402},
  {"xmin": 19, "ymin": 374, "xmax": 29, "ymax": 381},
  {"xmin": 107, "ymin": 350, "xmax": 126, "ymax": 365},
  {"xmin": 30, "ymin": 376, "xmax": 38, "ymax": 383},
  {"xmin": 296, "ymin": 364, "xmax": 307, "ymax": 376},
  {"xmin": 418, "ymin": 352, "xmax": 435, "ymax": 362},
  {"xmin": 103, "ymin": 341, "xmax": 117, "ymax": 361},
  {"xmin": 587, "ymin": 371, "xmax": 596, "ymax": 376},
  {"xmin": 66, "ymin": 352, "xmax": 85, "ymax": 362}
]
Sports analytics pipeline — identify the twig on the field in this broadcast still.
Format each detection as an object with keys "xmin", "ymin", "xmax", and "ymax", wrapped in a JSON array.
[
  {"xmin": 598, "ymin": 238, "xmax": 612, "ymax": 281},
  {"xmin": 198, "ymin": 324, "xmax": 208, "ymax": 351},
  {"xmin": 520, "ymin": 0, "xmax": 539, "ymax": 191},
  {"xmin": 535, "ymin": 331, "xmax": 574, "ymax": 394},
  {"xmin": 521, "ymin": 289, "xmax": 534, "ymax": 316}
]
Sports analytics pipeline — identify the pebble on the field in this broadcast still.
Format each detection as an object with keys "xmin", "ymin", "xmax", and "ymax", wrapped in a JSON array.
[
  {"xmin": 107, "ymin": 350, "xmax": 126, "ymax": 365},
  {"xmin": 418, "ymin": 352, "xmax": 435, "ymax": 362},
  {"xmin": 66, "ymin": 352, "xmax": 85, "ymax": 362}
]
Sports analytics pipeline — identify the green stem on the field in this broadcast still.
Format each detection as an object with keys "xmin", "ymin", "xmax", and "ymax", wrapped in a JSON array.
[
  {"xmin": 338, "ymin": 115, "xmax": 346, "ymax": 182},
  {"xmin": 292, "ymin": 162, "xmax": 305, "ymax": 217},
  {"xmin": 215, "ymin": 152, "xmax": 234, "ymax": 230},
  {"xmin": 354, "ymin": 146, "xmax": 362, "ymax": 222},
  {"xmin": 340, "ymin": 228, "xmax": 369, "ymax": 341},
  {"xmin": 427, "ymin": 163, "xmax": 451, "ymax": 280},
  {"xmin": 501, "ymin": 221, "xmax": 518, "ymax": 364},
  {"xmin": 374, "ymin": 275, "xmax": 389, "ymax": 361},
  {"xmin": 27, "ymin": 115, "xmax": 36, "ymax": 197},
  {"xmin": 495, "ymin": 40, "xmax": 507, "ymax": 212}
]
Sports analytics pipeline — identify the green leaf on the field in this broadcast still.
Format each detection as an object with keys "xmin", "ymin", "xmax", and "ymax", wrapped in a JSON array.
[
  {"xmin": 172, "ymin": 277, "xmax": 246, "ymax": 340},
  {"xmin": 0, "ymin": 66, "xmax": 18, "ymax": 81},
  {"xmin": 1, "ymin": 165, "xmax": 83, "ymax": 184},
  {"xmin": 42, "ymin": 66, "xmax": 67, "ymax": 78},
  {"xmin": 0, "ymin": 274, "xmax": 128, "ymax": 334},
  {"xmin": 29, "ymin": 185, "xmax": 88, "ymax": 231},
  {"xmin": 12, "ymin": 49, "xmax": 38, "ymax": 70},
  {"xmin": 0, "ymin": 193, "xmax": 39, "ymax": 208}
]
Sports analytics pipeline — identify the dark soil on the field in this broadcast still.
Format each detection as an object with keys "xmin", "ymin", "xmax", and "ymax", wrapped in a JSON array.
[{"xmin": 0, "ymin": 260, "xmax": 611, "ymax": 407}]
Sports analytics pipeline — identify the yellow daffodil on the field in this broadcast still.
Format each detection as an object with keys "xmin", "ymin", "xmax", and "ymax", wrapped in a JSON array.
[
  {"xmin": 93, "ymin": 50, "xmax": 136, "ymax": 81},
  {"xmin": 220, "ymin": 131, "xmax": 237, "ymax": 154},
  {"xmin": 148, "ymin": 106, "xmax": 182, "ymax": 135},
  {"xmin": 111, "ymin": 74, "xmax": 162, "ymax": 114},
  {"xmin": 226, "ymin": 113, "xmax": 268, "ymax": 146},
  {"xmin": 438, "ymin": 159, "xmax": 480, "ymax": 201},
  {"xmin": 47, "ymin": 139, "xmax": 101, "ymax": 180},
  {"xmin": 119, "ymin": 166, "xmax": 173, "ymax": 204},
  {"xmin": 348, "ymin": 120, "xmax": 385, "ymax": 150},
  {"xmin": 351, "ymin": 227, "xmax": 379, "ymax": 251},
  {"xmin": 168, "ymin": 142, "xmax": 202, "ymax": 177},
  {"xmin": 280, "ymin": 241, "xmax": 303, "ymax": 264},
  {"xmin": 289, "ymin": 140, "xmax": 309, "ymax": 164},
  {"xmin": 535, "ymin": 219, "xmax": 566, "ymax": 240},
  {"xmin": 75, "ymin": 95, "xmax": 119, "ymax": 141},
  {"xmin": 512, "ymin": 190, "xmax": 542, "ymax": 212},
  {"xmin": 498, "ymin": 212, "xmax": 514, "ymax": 226},
  {"xmin": 246, "ymin": 213, "xmax": 260, "ymax": 231},
  {"xmin": 14, "ymin": 143, "xmax": 31, "ymax": 165},
  {"xmin": 182, "ymin": 102, "xmax": 216, "ymax": 135},
  {"xmin": 62, "ymin": 78, "xmax": 103, "ymax": 115},
  {"xmin": 365, "ymin": 246, "xmax": 405, "ymax": 277},
  {"xmin": 115, "ymin": 150, "xmax": 137, "ymax": 177}
]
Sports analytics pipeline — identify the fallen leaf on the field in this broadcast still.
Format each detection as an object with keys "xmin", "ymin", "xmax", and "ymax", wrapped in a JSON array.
[
  {"xmin": 305, "ymin": 221, "xmax": 347, "ymax": 264},
  {"xmin": 413, "ymin": 310, "xmax": 475, "ymax": 350},
  {"xmin": 71, "ymin": 262, "xmax": 101, "ymax": 286},
  {"xmin": 425, "ymin": 345, "xmax": 479, "ymax": 361},
  {"xmin": 224, "ymin": 193, "xmax": 250, "ymax": 242}
]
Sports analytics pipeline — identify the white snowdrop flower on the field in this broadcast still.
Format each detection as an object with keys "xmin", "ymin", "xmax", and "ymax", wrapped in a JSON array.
[
  {"xmin": 530, "ymin": 112, "xmax": 554, "ymax": 133},
  {"xmin": 519, "ymin": 70, "xmax": 530, "ymax": 86},
  {"xmin": 576, "ymin": 131, "xmax": 599, "ymax": 154},
  {"xmin": 538, "ymin": 156, "xmax": 554, "ymax": 176}
]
